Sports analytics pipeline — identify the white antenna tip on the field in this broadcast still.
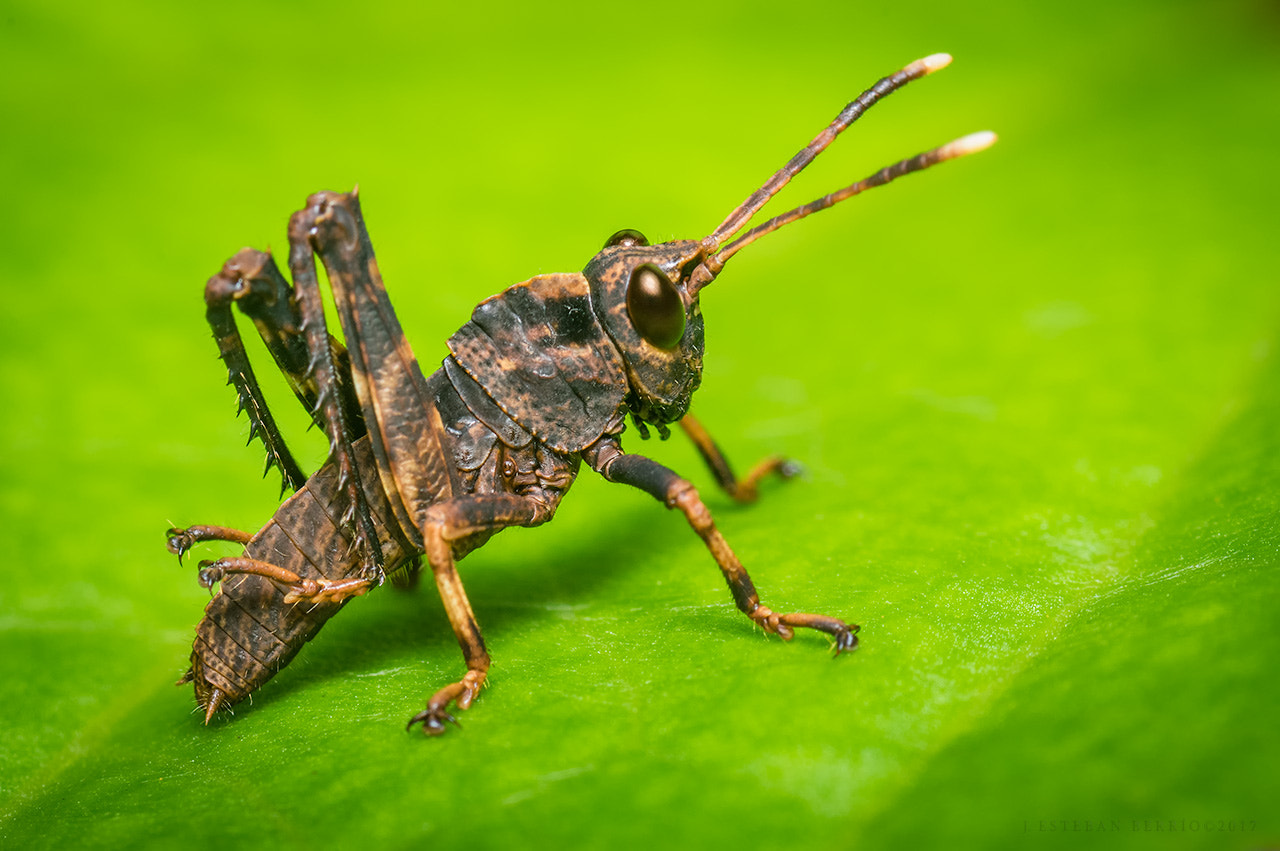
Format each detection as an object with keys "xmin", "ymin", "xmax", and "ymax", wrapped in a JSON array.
[
  {"xmin": 918, "ymin": 53, "xmax": 954, "ymax": 75},
  {"xmin": 949, "ymin": 130, "xmax": 998, "ymax": 157}
]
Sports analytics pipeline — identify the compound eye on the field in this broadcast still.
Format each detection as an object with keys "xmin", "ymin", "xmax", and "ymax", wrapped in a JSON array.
[
  {"xmin": 627, "ymin": 263, "xmax": 685, "ymax": 349},
  {"xmin": 605, "ymin": 228, "xmax": 649, "ymax": 249}
]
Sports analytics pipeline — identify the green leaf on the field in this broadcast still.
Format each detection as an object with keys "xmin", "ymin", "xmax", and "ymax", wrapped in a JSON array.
[{"xmin": 2, "ymin": 1, "xmax": 1275, "ymax": 849}]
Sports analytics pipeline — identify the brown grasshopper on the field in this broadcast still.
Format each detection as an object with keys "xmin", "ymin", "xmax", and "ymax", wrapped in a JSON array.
[{"xmin": 166, "ymin": 54, "xmax": 994, "ymax": 733}]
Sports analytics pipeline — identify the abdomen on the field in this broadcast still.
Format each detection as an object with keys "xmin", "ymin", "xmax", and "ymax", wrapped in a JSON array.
[{"xmin": 189, "ymin": 435, "xmax": 417, "ymax": 711}]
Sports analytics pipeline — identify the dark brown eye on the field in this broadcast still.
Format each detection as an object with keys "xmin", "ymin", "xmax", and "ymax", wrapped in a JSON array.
[
  {"xmin": 627, "ymin": 263, "xmax": 685, "ymax": 349},
  {"xmin": 605, "ymin": 228, "xmax": 648, "ymax": 249}
]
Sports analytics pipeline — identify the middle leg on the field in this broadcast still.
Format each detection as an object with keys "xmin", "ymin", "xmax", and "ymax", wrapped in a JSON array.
[{"xmin": 407, "ymin": 494, "xmax": 553, "ymax": 735}]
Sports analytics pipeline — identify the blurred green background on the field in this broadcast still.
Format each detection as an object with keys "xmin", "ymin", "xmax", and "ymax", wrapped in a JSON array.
[{"xmin": 2, "ymin": 0, "xmax": 1276, "ymax": 848}]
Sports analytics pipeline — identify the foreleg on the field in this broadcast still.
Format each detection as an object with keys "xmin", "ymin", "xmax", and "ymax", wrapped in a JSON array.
[
  {"xmin": 585, "ymin": 437, "xmax": 857, "ymax": 653},
  {"xmin": 678, "ymin": 413, "xmax": 799, "ymax": 504},
  {"xmin": 408, "ymin": 495, "xmax": 553, "ymax": 735}
]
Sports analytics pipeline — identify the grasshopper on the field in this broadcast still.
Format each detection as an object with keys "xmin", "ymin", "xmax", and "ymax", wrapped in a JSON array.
[{"xmin": 167, "ymin": 54, "xmax": 994, "ymax": 733}]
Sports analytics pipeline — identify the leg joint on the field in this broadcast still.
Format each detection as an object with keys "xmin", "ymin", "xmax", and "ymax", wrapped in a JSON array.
[
  {"xmin": 205, "ymin": 249, "xmax": 277, "ymax": 308},
  {"xmin": 667, "ymin": 480, "xmax": 714, "ymax": 534}
]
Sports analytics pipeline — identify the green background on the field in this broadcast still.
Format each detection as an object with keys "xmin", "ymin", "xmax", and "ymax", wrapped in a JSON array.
[{"xmin": 2, "ymin": 0, "xmax": 1276, "ymax": 848}]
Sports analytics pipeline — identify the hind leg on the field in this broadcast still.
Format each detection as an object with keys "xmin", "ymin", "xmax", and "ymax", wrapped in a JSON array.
[
  {"xmin": 203, "ymin": 250, "xmax": 310, "ymax": 493},
  {"xmin": 166, "ymin": 525, "xmax": 252, "ymax": 563},
  {"xmin": 202, "ymin": 248, "xmax": 365, "ymax": 493},
  {"xmin": 169, "ymin": 246, "xmax": 380, "ymax": 574},
  {"xmin": 194, "ymin": 556, "xmax": 375, "ymax": 605}
]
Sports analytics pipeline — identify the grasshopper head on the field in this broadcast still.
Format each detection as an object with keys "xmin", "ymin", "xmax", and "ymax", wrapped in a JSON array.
[
  {"xmin": 585, "ymin": 54, "xmax": 996, "ymax": 431},
  {"xmin": 584, "ymin": 232, "xmax": 709, "ymax": 427}
]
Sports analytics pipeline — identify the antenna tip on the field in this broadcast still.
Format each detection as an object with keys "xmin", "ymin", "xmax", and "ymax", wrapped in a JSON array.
[
  {"xmin": 915, "ymin": 53, "xmax": 954, "ymax": 75},
  {"xmin": 947, "ymin": 130, "xmax": 998, "ymax": 157}
]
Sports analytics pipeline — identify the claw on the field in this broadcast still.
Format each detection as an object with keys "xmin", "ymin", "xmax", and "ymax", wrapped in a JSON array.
[
  {"xmin": 166, "ymin": 527, "xmax": 193, "ymax": 562},
  {"xmin": 406, "ymin": 671, "xmax": 484, "ymax": 737},
  {"xmin": 777, "ymin": 459, "xmax": 804, "ymax": 479},
  {"xmin": 407, "ymin": 708, "xmax": 459, "ymax": 736},
  {"xmin": 831, "ymin": 624, "xmax": 860, "ymax": 656},
  {"xmin": 765, "ymin": 609, "xmax": 860, "ymax": 654},
  {"xmin": 197, "ymin": 560, "xmax": 226, "ymax": 590}
]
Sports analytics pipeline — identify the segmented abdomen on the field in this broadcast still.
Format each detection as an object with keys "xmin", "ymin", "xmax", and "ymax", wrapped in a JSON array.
[{"xmin": 190, "ymin": 435, "xmax": 416, "ymax": 711}]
